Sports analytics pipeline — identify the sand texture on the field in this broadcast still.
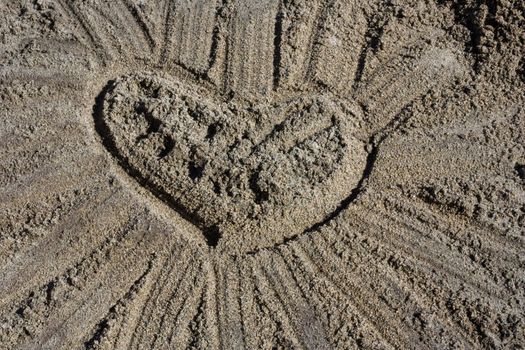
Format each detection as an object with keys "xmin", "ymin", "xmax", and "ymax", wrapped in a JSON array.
[{"xmin": 0, "ymin": 0, "xmax": 524, "ymax": 349}]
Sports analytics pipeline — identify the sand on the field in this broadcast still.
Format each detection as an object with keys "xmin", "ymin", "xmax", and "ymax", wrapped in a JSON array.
[{"xmin": 0, "ymin": 0, "xmax": 524, "ymax": 349}]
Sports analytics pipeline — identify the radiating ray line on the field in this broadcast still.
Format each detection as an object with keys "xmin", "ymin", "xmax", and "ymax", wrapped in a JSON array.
[
  {"xmin": 352, "ymin": 37, "xmax": 433, "ymax": 100},
  {"xmin": 8, "ymin": 214, "xmax": 147, "ymax": 346},
  {"xmin": 278, "ymin": 245, "xmax": 392, "ymax": 349},
  {"xmin": 130, "ymin": 245, "xmax": 191, "ymax": 349},
  {"xmin": 352, "ymin": 206, "xmax": 507, "ymax": 298},
  {"xmin": 151, "ymin": 259, "xmax": 199, "ymax": 348},
  {"xmin": 317, "ymin": 229, "xmax": 479, "ymax": 348},
  {"xmin": 0, "ymin": 183, "xmax": 104, "ymax": 264},
  {"xmin": 250, "ymin": 255, "xmax": 308, "ymax": 349},
  {"xmin": 159, "ymin": 0, "xmax": 218, "ymax": 75},
  {"xmin": 271, "ymin": 250, "xmax": 332, "ymax": 349},
  {"xmin": 127, "ymin": 244, "xmax": 180, "ymax": 349},
  {"xmin": 240, "ymin": 258, "xmax": 301, "ymax": 349},
  {"xmin": 166, "ymin": 265, "xmax": 207, "ymax": 348},
  {"xmin": 23, "ymin": 216, "xmax": 160, "ymax": 349},
  {"xmin": 303, "ymin": 0, "xmax": 336, "ymax": 84},
  {"xmin": 0, "ymin": 153, "xmax": 81, "ymax": 191},
  {"xmin": 224, "ymin": 0, "xmax": 279, "ymax": 94},
  {"xmin": 310, "ymin": 235, "xmax": 432, "ymax": 349},
  {"xmin": 309, "ymin": 0, "xmax": 367, "ymax": 95},
  {"xmin": 353, "ymin": 46, "xmax": 464, "ymax": 135},
  {"xmin": 214, "ymin": 258, "xmax": 246, "ymax": 350},
  {"xmin": 112, "ymin": 0, "xmax": 155, "ymax": 54},
  {"xmin": 292, "ymin": 238, "xmax": 415, "ymax": 349},
  {"xmin": 0, "ymin": 125, "xmax": 86, "ymax": 166},
  {"xmin": 0, "ymin": 188, "xmax": 127, "ymax": 306},
  {"xmin": 159, "ymin": 0, "xmax": 176, "ymax": 66},
  {"xmin": 0, "ymin": 150, "xmax": 103, "ymax": 200},
  {"xmin": 391, "ymin": 196, "xmax": 524, "ymax": 269},
  {"xmin": 397, "ymin": 192, "xmax": 525, "ymax": 256},
  {"xmin": 54, "ymin": 0, "xmax": 99, "ymax": 49},
  {"xmin": 194, "ymin": 259, "xmax": 221, "ymax": 349},
  {"xmin": 237, "ymin": 259, "xmax": 260, "ymax": 348},
  {"xmin": 0, "ymin": 67, "xmax": 85, "ymax": 90},
  {"xmin": 120, "ymin": 0, "xmax": 157, "ymax": 52},
  {"xmin": 54, "ymin": 0, "xmax": 109, "ymax": 64},
  {"xmin": 108, "ymin": 254, "xmax": 160, "ymax": 350}
]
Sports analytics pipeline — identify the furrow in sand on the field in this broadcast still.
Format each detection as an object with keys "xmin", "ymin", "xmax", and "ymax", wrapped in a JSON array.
[
  {"xmin": 271, "ymin": 0, "xmax": 283, "ymax": 89},
  {"xmin": 206, "ymin": 0, "xmax": 224, "ymax": 72},
  {"xmin": 350, "ymin": 206, "xmax": 506, "ymax": 299},
  {"xmin": 0, "ymin": 152, "xmax": 105, "ymax": 204},
  {"xmin": 110, "ymin": 252, "xmax": 169, "ymax": 350},
  {"xmin": 127, "ymin": 245, "xmax": 180, "ymax": 349},
  {"xmin": 292, "ymin": 238, "xmax": 416, "ymax": 349},
  {"xmin": 126, "ymin": 0, "xmax": 158, "ymax": 50},
  {"xmin": 302, "ymin": 0, "xmax": 336, "ymax": 84},
  {"xmin": 318, "ymin": 230, "xmax": 478, "ymax": 348},
  {"xmin": 0, "ymin": 120, "xmax": 85, "ymax": 161},
  {"xmin": 0, "ymin": 189, "xmax": 134, "ymax": 307},
  {"xmin": 18, "ymin": 216, "xmax": 162, "ymax": 349},
  {"xmin": 54, "ymin": 0, "xmax": 111, "ymax": 63},
  {"xmin": 161, "ymin": 0, "xmax": 218, "ymax": 75},
  {"xmin": 275, "ymin": 0, "xmax": 322, "ymax": 88},
  {"xmin": 54, "ymin": 0, "xmax": 102, "ymax": 61},
  {"xmin": 159, "ymin": 0, "xmax": 176, "ymax": 66},
  {"xmin": 352, "ymin": 37, "xmax": 426, "ymax": 101},
  {"xmin": 162, "ymin": 260, "xmax": 218, "ymax": 350},
  {"xmin": 354, "ymin": 46, "xmax": 465, "ymax": 135},
  {"xmin": 1, "ymin": 214, "xmax": 146, "ymax": 348},
  {"xmin": 396, "ymin": 193, "xmax": 525, "ymax": 259},
  {"xmin": 102, "ymin": 1, "xmax": 148, "ymax": 54},
  {"xmin": 0, "ymin": 67, "xmax": 84, "ymax": 92},
  {"xmin": 238, "ymin": 260, "xmax": 300, "ymax": 349},
  {"xmin": 165, "ymin": 266, "xmax": 207, "ymax": 348},
  {"xmin": 87, "ymin": 2, "xmax": 140, "ymax": 59},
  {"xmin": 177, "ymin": 3, "xmax": 196, "ymax": 70},
  {"xmin": 66, "ymin": 0, "xmax": 143, "ymax": 62},
  {"xmin": 376, "ymin": 200, "xmax": 524, "ymax": 301},
  {"xmin": 0, "ymin": 101, "xmax": 83, "ymax": 143},
  {"xmin": 117, "ymin": 0, "xmax": 157, "ymax": 53},
  {"xmin": 369, "ymin": 200, "xmax": 519, "ymax": 298},
  {"xmin": 83, "ymin": 255, "xmax": 156, "ymax": 350},
  {"xmin": 339, "ymin": 211, "xmax": 516, "ymax": 347},
  {"xmin": 0, "ymin": 147, "xmax": 89, "ymax": 190},
  {"xmin": 269, "ymin": 251, "xmax": 332, "ymax": 349},
  {"xmin": 237, "ymin": 261, "xmax": 260, "ymax": 349},
  {"xmin": 369, "ymin": 247, "xmax": 482, "ymax": 347},
  {"xmin": 150, "ymin": 260, "xmax": 201, "ymax": 348},
  {"xmin": 214, "ymin": 260, "xmax": 246, "ymax": 350},
  {"xmin": 225, "ymin": 0, "xmax": 279, "ymax": 95},
  {"xmin": 310, "ymin": 0, "xmax": 367, "ymax": 95},
  {"xmin": 352, "ymin": 22, "xmax": 380, "ymax": 91},
  {"xmin": 255, "ymin": 4, "xmax": 277, "ymax": 91},
  {"xmin": 279, "ymin": 246, "xmax": 391, "ymax": 349},
  {"xmin": 130, "ymin": 245, "xmax": 192, "ymax": 349},
  {"xmin": 250, "ymin": 257, "xmax": 307, "ymax": 349},
  {"xmin": 0, "ymin": 177, "xmax": 107, "ymax": 265},
  {"xmin": 183, "ymin": 0, "xmax": 218, "ymax": 74},
  {"xmin": 309, "ymin": 234, "xmax": 434, "ymax": 349},
  {"xmin": 184, "ymin": 288, "xmax": 208, "ymax": 349},
  {"xmin": 203, "ymin": 260, "xmax": 221, "ymax": 350}
]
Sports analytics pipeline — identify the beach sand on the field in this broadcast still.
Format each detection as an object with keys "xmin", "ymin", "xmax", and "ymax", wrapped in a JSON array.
[{"xmin": 0, "ymin": 0, "xmax": 524, "ymax": 348}]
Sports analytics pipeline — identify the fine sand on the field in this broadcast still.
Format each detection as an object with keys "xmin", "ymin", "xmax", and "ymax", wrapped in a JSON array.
[{"xmin": 0, "ymin": 0, "xmax": 524, "ymax": 349}]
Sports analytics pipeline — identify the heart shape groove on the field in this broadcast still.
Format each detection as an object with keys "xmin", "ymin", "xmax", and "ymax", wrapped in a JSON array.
[{"xmin": 97, "ymin": 73, "xmax": 368, "ymax": 254}]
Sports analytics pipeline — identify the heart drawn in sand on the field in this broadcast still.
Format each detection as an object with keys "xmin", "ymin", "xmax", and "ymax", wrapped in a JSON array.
[{"xmin": 96, "ymin": 73, "xmax": 368, "ymax": 254}]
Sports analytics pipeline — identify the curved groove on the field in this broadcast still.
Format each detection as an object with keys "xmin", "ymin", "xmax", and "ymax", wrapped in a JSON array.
[{"xmin": 92, "ymin": 80, "xmax": 219, "ymax": 248}]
